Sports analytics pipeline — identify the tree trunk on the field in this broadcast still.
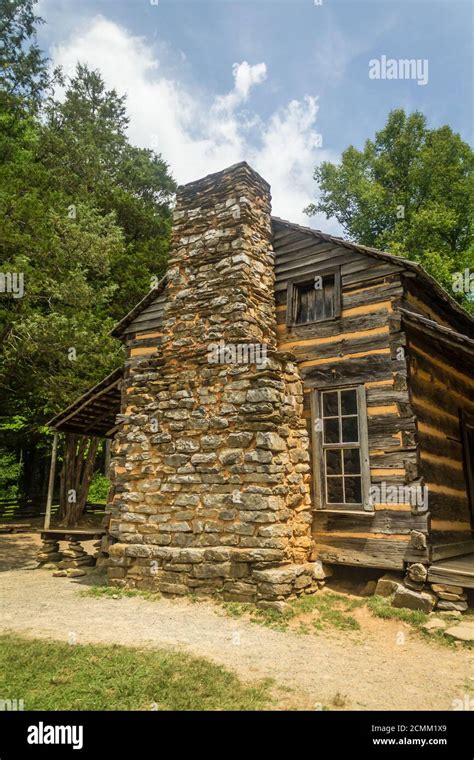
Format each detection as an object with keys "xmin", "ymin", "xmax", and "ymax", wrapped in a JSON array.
[{"xmin": 59, "ymin": 434, "xmax": 99, "ymax": 527}]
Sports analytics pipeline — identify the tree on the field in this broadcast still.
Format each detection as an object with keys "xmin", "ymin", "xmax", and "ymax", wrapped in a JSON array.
[
  {"xmin": 0, "ymin": 201, "xmax": 125, "ymax": 498},
  {"xmin": 0, "ymin": 6, "xmax": 176, "ymax": 505},
  {"xmin": 40, "ymin": 64, "xmax": 176, "ymax": 317},
  {"xmin": 0, "ymin": 0, "xmax": 61, "ymax": 165},
  {"xmin": 305, "ymin": 110, "xmax": 474, "ymax": 310},
  {"xmin": 0, "ymin": 204, "xmax": 125, "ymax": 420},
  {"xmin": 0, "ymin": 0, "xmax": 59, "ymax": 109}
]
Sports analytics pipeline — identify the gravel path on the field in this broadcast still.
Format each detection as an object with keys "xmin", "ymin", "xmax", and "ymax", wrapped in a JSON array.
[{"xmin": 1, "ymin": 533, "xmax": 472, "ymax": 710}]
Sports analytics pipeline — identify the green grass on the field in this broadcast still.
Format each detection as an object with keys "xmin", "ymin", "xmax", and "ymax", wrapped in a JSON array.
[
  {"xmin": 366, "ymin": 595, "xmax": 429, "ymax": 626},
  {"xmin": 307, "ymin": 592, "xmax": 362, "ymax": 632},
  {"xmin": 222, "ymin": 591, "xmax": 362, "ymax": 633},
  {"xmin": 82, "ymin": 585, "xmax": 208, "ymax": 604},
  {"xmin": 81, "ymin": 585, "xmax": 161, "ymax": 601},
  {"xmin": 224, "ymin": 590, "xmax": 472, "ymax": 646},
  {"xmin": 0, "ymin": 634, "xmax": 273, "ymax": 711},
  {"xmin": 366, "ymin": 595, "xmax": 473, "ymax": 648}
]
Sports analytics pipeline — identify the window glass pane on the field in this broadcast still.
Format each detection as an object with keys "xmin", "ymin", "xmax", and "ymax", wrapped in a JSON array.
[
  {"xmin": 344, "ymin": 477, "xmax": 362, "ymax": 504},
  {"xmin": 326, "ymin": 449, "xmax": 342, "ymax": 475},
  {"xmin": 342, "ymin": 416, "xmax": 358, "ymax": 443},
  {"xmin": 322, "ymin": 391, "xmax": 338, "ymax": 417},
  {"xmin": 327, "ymin": 477, "xmax": 344, "ymax": 503},
  {"xmin": 343, "ymin": 449, "xmax": 361, "ymax": 474},
  {"xmin": 341, "ymin": 389, "xmax": 357, "ymax": 416},
  {"xmin": 323, "ymin": 417, "xmax": 340, "ymax": 444},
  {"xmin": 318, "ymin": 385, "xmax": 367, "ymax": 508}
]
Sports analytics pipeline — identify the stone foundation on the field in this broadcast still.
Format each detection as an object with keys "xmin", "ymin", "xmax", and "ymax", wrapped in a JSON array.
[
  {"xmin": 376, "ymin": 566, "xmax": 469, "ymax": 614},
  {"xmin": 108, "ymin": 545, "xmax": 321, "ymax": 603},
  {"xmin": 106, "ymin": 163, "xmax": 315, "ymax": 601}
]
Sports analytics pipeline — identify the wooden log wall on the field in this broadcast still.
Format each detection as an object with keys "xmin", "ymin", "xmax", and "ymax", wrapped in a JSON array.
[
  {"xmin": 273, "ymin": 223, "xmax": 428, "ymax": 569},
  {"xmin": 122, "ymin": 292, "xmax": 166, "ymax": 340},
  {"xmin": 405, "ymin": 327, "xmax": 474, "ymax": 543},
  {"xmin": 118, "ymin": 221, "xmax": 474, "ymax": 569},
  {"xmin": 118, "ymin": 292, "xmax": 166, "ymax": 380}
]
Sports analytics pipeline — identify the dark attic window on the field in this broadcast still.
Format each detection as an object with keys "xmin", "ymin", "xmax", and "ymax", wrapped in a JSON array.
[{"xmin": 286, "ymin": 267, "xmax": 341, "ymax": 326}]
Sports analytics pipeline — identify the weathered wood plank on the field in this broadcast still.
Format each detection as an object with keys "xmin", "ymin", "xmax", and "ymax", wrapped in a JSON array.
[
  {"xmin": 124, "ymin": 318, "xmax": 165, "ymax": 336},
  {"xmin": 279, "ymin": 310, "xmax": 391, "ymax": 343},
  {"xmin": 313, "ymin": 509, "xmax": 429, "ymax": 535},
  {"xmin": 313, "ymin": 534, "xmax": 408, "ymax": 569},
  {"xmin": 403, "ymin": 279, "xmax": 470, "ymax": 334},
  {"xmin": 276, "ymin": 249, "xmax": 365, "ymax": 277},
  {"xmin": 274, "ymin": 238, "xmax": 334, "ymax": 258},
  {"xmin": 428, "ymin": 552, "xmax": 474, "ymax": 587},
  {"xmin": 275, "ymin": 282, "xmax": 402, "ymax": 322},
  {"xmin": 128, "ymin": 306, "xmax": 165, "ymax": 325},
  {"xmin": 303, "ymin": 353, "xmax": 397, "ymax": 388},
  {"xmin": 431, "ymin": 542, "xmax": 474, "ymax": 562},
  {"xmin": 342, "ymin": 263, "xmax": 403, "ymax": 287}
]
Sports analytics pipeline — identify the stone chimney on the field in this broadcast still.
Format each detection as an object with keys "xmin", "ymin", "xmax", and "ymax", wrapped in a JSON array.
[{"xmin": 107, "ymin": 162, "xmax": 316, "ymax": 604}]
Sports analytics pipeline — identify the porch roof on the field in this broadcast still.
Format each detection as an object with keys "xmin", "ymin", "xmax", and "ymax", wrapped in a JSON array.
[{"xmin": 46, "ymin": 368, "xmax": 123, "ymax": 438}]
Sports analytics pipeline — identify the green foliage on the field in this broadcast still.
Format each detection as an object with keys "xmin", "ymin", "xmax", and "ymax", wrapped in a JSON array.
[
  {"xmin": 308, "ymin": 593, "xmax": 361, "ymax": 632},
  {"xmin": 0, "ymin": 64, "xmax": 175, "ymax": 422},
  {"xmin": 0, "ymin": 0, "xmax": 61, "ymax": 115},
  {"xmin": 88, "ymin": 472, "xmax": 111, "ymax": 504},
  {"xmin": 40, "ymin": 63, "xmax": 175, "ymax": 319},
  {"xmin": 0, "ymin": 3, "xmax": 176, "ymax": 498},
  {"xmin": 0, "ymin": 634, "xmax": 272, "ymax": 710},
  {"xmin": 0, "ymin": 447, "xmax": 20, "ymax": 498},
  {"xmin": 306, "ymin": 109, "xmax": 474, "ymax": 311},
  {"xmin": 1, "ymin": 203, "xmax": 125, "ymax": 418}
]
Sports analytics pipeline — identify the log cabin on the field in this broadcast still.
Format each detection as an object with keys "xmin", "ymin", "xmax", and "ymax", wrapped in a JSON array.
[{"xmin": 46, "ymin": 162, "xmax": 474, "ymax": 600}]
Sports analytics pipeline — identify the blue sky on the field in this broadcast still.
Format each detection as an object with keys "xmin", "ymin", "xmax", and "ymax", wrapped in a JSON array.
[{"xmin": 36, "ymin": 0, "xmax": 473, "ymax": 229}]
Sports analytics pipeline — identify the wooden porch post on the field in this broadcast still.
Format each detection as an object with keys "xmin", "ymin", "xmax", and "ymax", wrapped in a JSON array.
[{"xmin": 44, "ymin": 431, "xmax": 59, "ymax": 530}]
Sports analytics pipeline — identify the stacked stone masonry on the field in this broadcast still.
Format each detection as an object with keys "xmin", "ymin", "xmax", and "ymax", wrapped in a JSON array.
[
  {"xmin": 106, "ymin": 163, "xmax": 315, "ymax": 602},
  {"xmin": 376, "ymin": 566, "xmax": 469, "ymax": 614}
]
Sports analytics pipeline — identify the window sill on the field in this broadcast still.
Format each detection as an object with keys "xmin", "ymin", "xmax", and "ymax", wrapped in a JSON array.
[
  {"xmin": 287, "ymin": 315, "xmax": 340, "ymax": 328},
  {"xmin": 313, "ymin": 508, "xmax": 375, "ymax": 517}
]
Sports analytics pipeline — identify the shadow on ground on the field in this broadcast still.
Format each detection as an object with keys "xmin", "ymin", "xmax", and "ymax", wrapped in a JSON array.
[{"xmin": 0, "ymin": 532, "xmax": 40, "ymax": 571}]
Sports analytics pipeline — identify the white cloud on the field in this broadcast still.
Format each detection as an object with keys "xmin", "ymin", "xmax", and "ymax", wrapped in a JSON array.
[
  {"xmin": 233, "ymin": 61, "xmax": 267, "ymax": 99},
  {"xmin": 51, "ymin": 15, "xmax": 340, "ymax": 229}
]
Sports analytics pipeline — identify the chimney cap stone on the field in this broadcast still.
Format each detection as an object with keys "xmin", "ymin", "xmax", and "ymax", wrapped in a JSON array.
[{"xmin": 177, "ymin": 161, "xmax": 271, "ymax": 195}]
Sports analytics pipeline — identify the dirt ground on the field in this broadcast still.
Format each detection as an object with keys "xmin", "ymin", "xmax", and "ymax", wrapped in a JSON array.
[{"xmin": 1, "ymin": 531, "xmax": 473, "ymax": 711}]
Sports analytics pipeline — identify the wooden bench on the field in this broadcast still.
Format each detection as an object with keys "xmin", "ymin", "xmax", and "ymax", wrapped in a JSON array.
[{"xmin": 40, "ymin": 528, "xmax": 106, "ymax": 542}]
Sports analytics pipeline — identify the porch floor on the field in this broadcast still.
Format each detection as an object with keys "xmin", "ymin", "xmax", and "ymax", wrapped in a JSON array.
[{"xmin": 427, "ymin": 553, "xmax": 474, "ymax": 589}]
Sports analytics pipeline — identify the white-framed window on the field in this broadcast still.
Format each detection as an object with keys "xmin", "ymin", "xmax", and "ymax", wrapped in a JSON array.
[{"xmin": 311, "ymin": 385, "xmax": 371, "ymax": 511}]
